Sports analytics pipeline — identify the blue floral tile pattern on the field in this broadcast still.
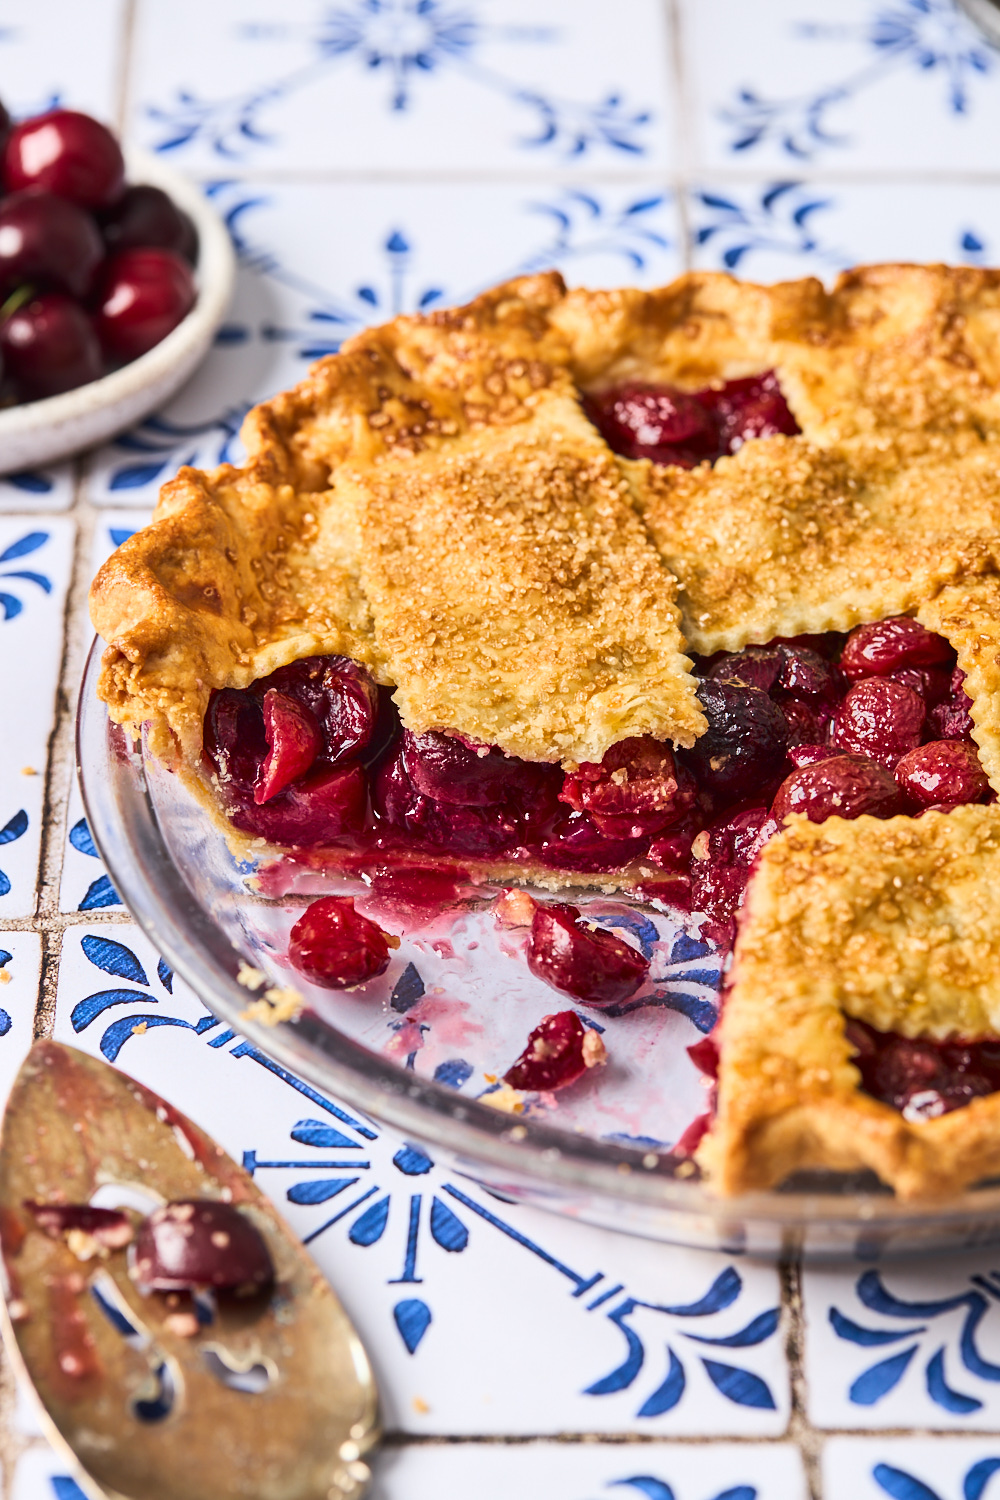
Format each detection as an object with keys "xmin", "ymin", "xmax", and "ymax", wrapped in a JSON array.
[
  {"xmin": 128, "ymin": 0, "xmax": 676, "ymax": 174},
  {"xmin": 824, "ymin": 1437, "xmax": 1000, "ymax": 1500},
  {"xmin": 84, "ymin": 179, "xmax": 680, "ymax": 506},
  {"xmin": 52, "ymin": 922, "xmax": 789, "ymax": 1436},
  {"xmin": 804, "ymin": 1255, "xmax": 1000, "ymax": 1429},
  {"xmin": 683, "ymin": 0, "xmax": 1000, "ymax": 175},
  {"xmin": 371, "ymin": 1441, "xmax": 808, "ymax": 1498},
  {"xmin": 0, "ymin": 520, "xmax": 73, "ymax": 917},
  {"xmin": 0, "ymin": 466, "xmax": 74, "ymax": 515}
]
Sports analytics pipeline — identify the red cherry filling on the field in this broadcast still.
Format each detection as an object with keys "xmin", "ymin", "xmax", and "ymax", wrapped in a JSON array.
[
  {"xmin": 847, "ymin": 1018, "xmax": 1000, "ymax": 1120},
  {"xmin": 288, "ymin": 895, "xmax": 394, "ymax": 988},
  {"xmin": 584, "ymin": 370, "xmax": 800, "ymax": 470},
  {"xmin": 772, "ymin": 755, "xmax": 903, "ymax": 825},
  {"xmin": 831, "ymin": 678, "xmax": 925, "ymax": 770},
  {"xmin": 131, "ymin": 1200, "xmax": 273, "ymax": 1294},
  {"xmin": 504, "ymin": 1010, "xmax": 607, "ymax": 1092},
  {"xmin": 894, "ymin": 739, "xmax": 988, "ymax": 807},
  {"xmin": 27, "ymin": 1202, "xmax": 132, "ymax": 1248},
  {"xmin": 254, "ymin": 690, "xmax": 322, "ymax": 804},
  {"xmin": 526, "ymin": 902, "xmax": 649, "ymax": 1007},
  {"xmin": 559, "ymin": 736, "xmax": 694, "ymax": 837},
  {"xmin": 690, "ymin": 806, "xmax": 777, "ymax": 948},
  {"xmin": 839, "ymin": 616, "xmax": 955, "ymax": 682}
]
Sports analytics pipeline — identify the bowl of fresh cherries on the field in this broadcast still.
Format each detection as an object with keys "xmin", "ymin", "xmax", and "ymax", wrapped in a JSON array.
[{"xmin": 0, "ymin": 104, "xmax": 235, "ymax": 473}]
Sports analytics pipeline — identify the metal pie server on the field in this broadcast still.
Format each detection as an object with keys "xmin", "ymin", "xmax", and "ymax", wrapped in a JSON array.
[{"xmin": 0, "ymin": 1040, "xmax": 380, "ymax": 1500}]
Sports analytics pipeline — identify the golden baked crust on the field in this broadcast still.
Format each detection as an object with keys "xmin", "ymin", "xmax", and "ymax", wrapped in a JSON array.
[
  {"xmin": 91, "ymin": 272, "xmax": 704, "ymax": 766},
  {"xmin": 699, "ymin": 806, "xmax": 1000, "ymax": 1201}
]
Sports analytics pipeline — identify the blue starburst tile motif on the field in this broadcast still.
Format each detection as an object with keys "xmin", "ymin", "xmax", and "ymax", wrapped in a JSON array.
[
  {"xmin": 131, "ymin": 0, "xmax": 674, "ymax": 173},
  {"xmin": 823, "ymin": 1436, "xmax": 1000, "ymax": 1500},
  {"xmin": 53, "ymin": 922, "xmax": 788, "ymax": 1435},
  {"xmin": 806, "ymin": 1260, "xmax": 1000, "ymax": 1429},
  {"xmin": 688, "ymin": 0, "xmax": 1000, "ymax": 174},
  {"xmin": 689, "ymin": 181, "xmax": 846, "ymax": 279}
]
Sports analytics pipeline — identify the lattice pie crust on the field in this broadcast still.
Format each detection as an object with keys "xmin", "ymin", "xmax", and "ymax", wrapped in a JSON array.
[{"xmin": 90, "ymin": 264, "xmax": 1000, "ymax": 1198}]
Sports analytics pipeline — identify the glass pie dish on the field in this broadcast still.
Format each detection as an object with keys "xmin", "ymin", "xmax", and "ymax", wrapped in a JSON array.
[{"xmin": 77, "ymin": 635, "xmax": 1000, "ymax": 1262}]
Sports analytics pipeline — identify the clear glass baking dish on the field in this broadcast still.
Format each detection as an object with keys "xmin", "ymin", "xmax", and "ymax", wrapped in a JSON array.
[{"xmin": 77, "ymin": 639, "xmax": 1000, "ymax": 1260}]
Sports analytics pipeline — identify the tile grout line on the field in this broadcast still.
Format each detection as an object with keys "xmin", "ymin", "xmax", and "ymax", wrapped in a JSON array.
[
  {"xmin": 782, "ymin": 1255, "xmax": 822, "ymax": 1499},
  {"xmin": 665, "ymin": 0, "xmax": 692, "ymax": 271}
]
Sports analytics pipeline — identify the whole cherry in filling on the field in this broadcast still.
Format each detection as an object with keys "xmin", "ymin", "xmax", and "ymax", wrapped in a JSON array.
[
  {"xmin": 847, "ymin": 1018, "xmax": 1000, "ymax": 1120},
  {"xmin": 583, "ymin": 370, "xmax": 800, "ymax": 470}
]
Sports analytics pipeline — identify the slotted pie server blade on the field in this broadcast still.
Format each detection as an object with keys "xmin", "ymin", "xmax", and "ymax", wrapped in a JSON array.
[{"xmin": 0, "ymin": 1040, "xmax": 380, "ymax": 1500}]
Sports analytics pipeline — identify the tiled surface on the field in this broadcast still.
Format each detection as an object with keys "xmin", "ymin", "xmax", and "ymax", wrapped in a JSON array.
[{"xmin": 3, "ymin": 1, "xmax": 1000, "ymax": 1497}]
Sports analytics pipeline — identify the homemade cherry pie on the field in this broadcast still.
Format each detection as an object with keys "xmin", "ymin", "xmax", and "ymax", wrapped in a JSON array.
[{"xmin": 90, "ymin": 264, "xmax": 1000, "ymax": 1202}]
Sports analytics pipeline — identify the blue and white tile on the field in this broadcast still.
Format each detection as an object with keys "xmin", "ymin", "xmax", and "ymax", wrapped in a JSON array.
[
  {"xmin": 0, "ymin": 0, "xmax": 125, "ymax": 121},
  {"xmin": 0, "ymin": 933, "xmax": 43, "ymax": 1107},
  {"xmin": 84, "ymin": 178, "xmax": 681, "ymax": 505},
  {"xmin": 688, "ymin": 178, "xmax": 1000, "ymax": 285},
  {"xmin": 804, "ymin": 1252, "xmax": 1000, "ymax": 1430},
  {"xmin": 0, "ymin": 467, "xmax": 74, "ymax": 515},
  {"xmin": 0, "ymin": 519, "xmax": 73, "ymax": 918},
  {"xmin": 10, "ymin": 1443, "xmax": 92, "ymax": 1500},
  {"xmin": 823, "ymin": 1436, "xmax": 1000, "ymax": 1500},
  {"xmin": 60, "ymin": 509, "xmax": 150, "ymax": 914},
  {"xmin": 129, "ymin": 0, "xmax": 675, "ymax": 175},
  {"xmin": 53, "ymin": 922, "xmax": 789, "ymax": 1436},
  {"xmin": 371, "ymin": 1441, "xmax": 808, "ymax": 1499},
  {"xmin": 683, "ymin": 0, "xmax": 1000, "ymax": 175}
]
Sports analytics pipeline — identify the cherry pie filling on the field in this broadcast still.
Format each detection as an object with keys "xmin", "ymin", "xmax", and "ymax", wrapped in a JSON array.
[{"xmin": 202, "ymin": 373, "xmax": 996, "ymax": 1124}]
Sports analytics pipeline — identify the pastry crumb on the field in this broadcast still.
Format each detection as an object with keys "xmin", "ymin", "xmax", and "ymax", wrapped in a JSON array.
[
  {"xmin": 242, "ymin": 986, "xmax": 304, "ymax": 1026},
  {"xmin": 0, "ymin": 969, "xmax": 11, "ymax": 985},
  {"xmin": 20, "ymin": 766, "xmax": 36, "ymax": 776},
  {"xmin": 412, "ymin": 1396, "xmax": 430, "ymax": 1414},
  {"xmin": 164, "ymin": 1311, "xmax": 200, "ymax": 1339},
  {"xmin": 481, "ymin": 1083, "xmax": 526, "ymax": 1114},
  {"xmin": 131, "ymin": 1021, "xmax": 148, "ymax": 1035},
  {"xmin": 236, "ymin": 961, "xmax": 266, "ymax": 990}
]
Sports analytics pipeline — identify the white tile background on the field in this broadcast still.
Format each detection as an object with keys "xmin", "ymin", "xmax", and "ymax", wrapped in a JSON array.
[{"xmin": 4, "ymin": 0, "xmax": 1000, "ymax": 1496}]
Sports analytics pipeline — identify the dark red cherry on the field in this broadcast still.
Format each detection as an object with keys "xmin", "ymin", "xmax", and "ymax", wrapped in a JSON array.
[
  {"xmin": 688, "ymin": 1035, "xmax": 720, "ymax": 1080},
  {"xmin": 771, "ymin": 754, "xmax": 904, "ymax": 824},
  {"xmin": 684, "ymin": 678, "xmax": 789, "ymax": 801},
  {"xmin": 583, "ymin": 382, "xmax": 720, "ymax": 467},
  {"xmin": 0, "ymin": 189, "xmax": 103, "ymax": 297},
  {"xmin": 779, "ymin": 697, "xmax": 832, "ymax": 747},
  {"xmin": 0, "ymin": 101, "xmax": 10, "ymax": 144},
  {"xmin": 894, "ymin": 739, "xmax": 988, "ymax": 808},
  {"xmin": 0, "ymin": 292, "xmax": 102, "ymax": 399},
  {"xmin": 831, "ymin": 678, "xmax": 925, "ymax": 770},
  {"xmin": 94, "ymin": 247, "xmax": 196, "ymax": 362},
  {"xmin": 374, "ymin": 742, "xmax": 522, "ymax": 855},
  {"xmin": 27, "ymin": 1202, "xmax": 132, "ymax": 1248},
  {"xmin": 288, "ymin": 895, "xmax": 394, "ymax": 989},
  {"xmin": 787, "ymin": 742, "xmax": 838, "ymax": 769},
  {"xmin": 254, "ymin": 689, "xmax": 322, "ymax": 804},
  {"xmin": 262, "ymin": 656, "xmax": 379, "ymax": 765},
  {"xmin": 689, "ymin": 806, "xmax": 777, "ymax": 946},
  {"xmin": 699, "ymin": 370, "xmax": 800, "ymax": 451},
  {"xmin": 132, "ymin": 1200, "xmax": 273, "ymax": 1293},
  {"xmin": 707, "ymin": 646, "xmax": 783, "ymax": 695},
  {"xmin": 204, "ymin": 687, "xmax": 266, "ymax": 792},
  {"xmin": 537, "ymin": 814, "xmax": 647, "ymax": 873},
  {"xmin": 887, "ymin": 665, "xmax": 951, "ymax": 707},
  {"xmin": 402, "ymin": 730, "xmax": 517, "ymax": 806},
  {"xmin": 559, "ymin": 736, "xmax": 695, "ymax": 838},
  {"xmin": 99, "ymin": 184, "xmax": 197, "ymax": 262},
  {"xmin": 526, "ymin": 902, "xmax": 649, "ymax": 1007},
  {"xmin": 229, "ymin": 763, "xmax": 366, "ymax": 845},
  {"xmin": 4, "ymin": 109, "xmax": 125, "ymax": 208},
  {"xmin": 928, "ymin": 667, "xmax": 974, "ymax": 740},
  {"xmin": 504, "ymin": 1011, "xmax": 606, "ymax": 1092},
  {"xmin": 839, "ymin": 617, "xmax": 954, "ymax": 682}
]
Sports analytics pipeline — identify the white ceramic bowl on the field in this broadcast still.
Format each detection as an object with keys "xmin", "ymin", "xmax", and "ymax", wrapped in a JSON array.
[{"xmin": 0, "ymin": 146, "xmax": 236, "ymax": 475}]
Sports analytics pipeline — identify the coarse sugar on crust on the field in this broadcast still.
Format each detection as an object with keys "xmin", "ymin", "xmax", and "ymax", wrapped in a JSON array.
[{"xmin": 699, "ymin": 805, "xmax": 1000, "ymax": 1201}]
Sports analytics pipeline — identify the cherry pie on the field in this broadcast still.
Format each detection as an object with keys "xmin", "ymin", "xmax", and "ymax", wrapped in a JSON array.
[{"xmin": 91, "ymin": 265, "xmax": 1000, "ymax": 1201}]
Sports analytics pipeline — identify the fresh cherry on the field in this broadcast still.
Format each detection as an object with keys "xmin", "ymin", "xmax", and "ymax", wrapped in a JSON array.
[
  {"xmin": 131, "ymin": 1200, "xmax": 273, "ymax": 1294},
  {"xmin": 94, "ymin": 247, "xmax": 196, "ymax": 362},
  {"xmin": 254, "ymin": 689, "xmax": 322, "ymax": 804},
  {"xmin": 839, "ymin": 616, "xmax": 954, "ymax": 682},
  {"xmin": 3, "ymin": 108, "xmax": 125, "ymax": 208},
  {"xmin": 771, "ymin": 754, "xmax": 904, "ymax": 824},
  {"xmin": 0, "ymin": 292, "xmax": 102, "ymax": 399},
  {"xmin": 504, "ymin": 1011, "xmax": 606, "ymax": 1092},
  {"xmin": 526, "ymin": 902, "xmax": 649, "ymax": 1007},
  {"xmin": 831, "ymin": 678, "xmax": 925, "ymax": 770},
  {"xmin": 0, "ymin": 189, "xmax": 102, "ymax": 297},
  {"xmin": 894, "ymin": 739, "xmax": 988, "ymax": 808},
  {"xmin": 288, "ymin": 895, "xmax": 394, "ymax": 989},
  {"xmin": 99, "ymin": 184, "xmax": 197, "ymax": 262}
]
